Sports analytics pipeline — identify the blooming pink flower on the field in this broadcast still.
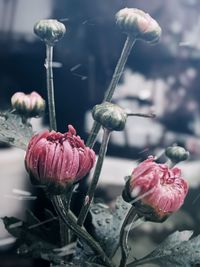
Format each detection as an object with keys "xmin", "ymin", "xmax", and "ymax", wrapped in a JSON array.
[
  {"xmin": 11, "ymin": 91, "xmax": 45, "ymax": 117},
  {"xmin": 25, "ymin": 125, "xmax": 96, "ymax": 191},
  {"xmin": 123, "ymin": 156, "xmax": 188, "ymax": 222}
]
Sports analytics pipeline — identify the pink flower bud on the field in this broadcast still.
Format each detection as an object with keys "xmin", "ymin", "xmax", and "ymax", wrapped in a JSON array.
[
  {"xmin": 11, "ymin": 91, "xmax": 45, "ymax": 117},
  {"xmin": 123, "ymin": 156, "xmax": 188, "ymax": 222},
  {"xmin": 25, "ymin": 125, "xmax": 96, "ymax": 193},
  {"xmin": 116, "ymin": 8, "xmax": 161, "ymax": 44}
]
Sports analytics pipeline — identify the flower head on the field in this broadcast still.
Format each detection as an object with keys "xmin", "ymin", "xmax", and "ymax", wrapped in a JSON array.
[
  {"xmin": 165, "ymin": 146, "xmax": 190, "ymax": 164},
  {"xmin": 123, "ymin": 156, "xmax": 188, "ymax": 222},
  {"xmin": 34, "ymin": 19, "xmax": 66, "ymax": 46},
  {"xmin": 116, "ymin": 8, "xmax": 161, "ymax": 44},
  {"xmin": 25, "ymin": 125, "xmax": 96, "ymax": 193},
  {"xmin": 92, "ymin": 102, "xmax": 127, "ymax": 131},
  {"xmin": 11, "ymin": 91, "xmax": 45, "ymax": 118}
]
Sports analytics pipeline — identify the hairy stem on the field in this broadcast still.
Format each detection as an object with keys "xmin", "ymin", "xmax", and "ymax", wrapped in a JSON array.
[
  {"xmin": 46, "ymin": 44, "xmax": 57, "ymax": 131},
  {"xmin": 86, "ymin": 36, "xmax": 136, "ymax": 149},
  {"xmin": 52, "ymin": 195, "xmax": 114, "ymax": 267},
  {"xmin": 77, "ymin": 128, "xmax": 111, "ymax": 227}
]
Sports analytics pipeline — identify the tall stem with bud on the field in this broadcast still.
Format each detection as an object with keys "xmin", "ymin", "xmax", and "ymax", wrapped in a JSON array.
[
  {"xmin": 86, "ymin": 36, "xmax": 135, "ymax": 148},
  {"xmin": 46, "ymin": 44, "xmax": 57, "ymax": 131}
]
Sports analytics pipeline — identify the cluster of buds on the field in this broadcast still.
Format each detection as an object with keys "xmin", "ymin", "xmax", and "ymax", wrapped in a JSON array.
[
  {"xmin": 116, "ymin": 8, "xmax": 161, "ymax": 44},
  {"xmin": 25, "ymin": 125, "xmax": 96, "ymax": 194},
  {"xmin": 11, "ymin": 91, "xmax": 45, "ymax": 118},
  {"xmin": 25, "ymin": 8, "xmax": 188, "ymax": 222}
]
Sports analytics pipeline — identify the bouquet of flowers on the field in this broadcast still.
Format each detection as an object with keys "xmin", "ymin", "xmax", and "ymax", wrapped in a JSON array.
[{"xmin": 1, "ymin": 6, "xmax": 199, "ymax": 267}]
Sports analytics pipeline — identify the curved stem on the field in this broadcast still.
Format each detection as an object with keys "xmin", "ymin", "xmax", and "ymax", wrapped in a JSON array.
[
  {"xmin": 86, "ymin": 36, "xmax": 136, "ymax": 149},
  {"xmin": 52, "ymin": 195, "xmax": 114, "ymax": 267},
  {"xmin": 46, "ymin": 44, "xmax": 57, "ymax": 131},
  {"xmin": 119, "ymin": 207, "xmax": 138, "ymax": 267},
  {"xmin": 78, "ymin": 128, "xmax": 111, "ymax": 226}
]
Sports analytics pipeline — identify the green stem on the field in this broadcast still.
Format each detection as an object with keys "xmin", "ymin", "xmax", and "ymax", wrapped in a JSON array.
[
  {"xmin": 59, "ymin": 216, "xmax": 69, "ymax": 246},
  {"xmin": 103, "ymin": 36, "xmax": 135, "ymax": 102},
  {"xmin": 46, "ymin": 44, "xmax": 57, "ymax": 131},
  {"xmin": 59, "ymin": 191, "xmax": 74, "ymax": 247},
  {"xmin": 119, "ymin": 207, "xmax": 138, "ymax": 267},
  {"xmin": 127, "ymin": 256, "xmax": 153, "ymax": 267},
  {"xmin": 52, "ymin": 195, "xmax": 114, "ymax": 267},
  {"xmin": 77, "ymin": 128, "xmax": 111, "ymax": 226},
  {"xmin": 127, "ymin": 112, "xmax": 156, "ymax": 118},
  {"xmin": 166, "ymin": 159, "xmax": 177, "ymax": 168},
  {"xmin": 64, "ymin": 185, "xmax": 75, "ymax": 245},
  {"xmin": 86, "ymin": 36, "xmax": 136, "ymax": 149}
]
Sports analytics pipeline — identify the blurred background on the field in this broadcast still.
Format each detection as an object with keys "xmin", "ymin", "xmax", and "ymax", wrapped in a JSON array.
[{"xmin": 1, "ymin": 0, "xmax": 200, "ymax": 266}]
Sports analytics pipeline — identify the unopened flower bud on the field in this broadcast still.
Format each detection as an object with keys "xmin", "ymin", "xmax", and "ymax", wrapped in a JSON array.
[
  {"xmin": 122, "ymin": 156, "xmax": 188, "ymax": 222},
  {"xmin": 165, "ymin": 146, "xmax": 190, "ymax": 164},
  {"xmin": 116, "ymin": 8, "xmax": 161, "ymax": 44},
  {"xmin": 34, "ymin": 19, "xmax": 66, "ymax": 46},
  {"xmin": 25, "ymin": 125, "xmax": 96, "ymax": 194},
  {"xmin": 11, "ymin": 91, "xmax": 45, "ymax": 118},
  {"xmin": 92, "ymin": 102, "xmax": 127, "ymax": 131}
]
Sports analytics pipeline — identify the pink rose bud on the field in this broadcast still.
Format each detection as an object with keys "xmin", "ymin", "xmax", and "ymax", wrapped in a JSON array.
[
  {"xmin": 122, "ymin": 156, "xmax": 188, "ymax": 222},
  {"xmin": 11, "ymin": 91, "xmax": 45, "ymax": 118},
  {"xmin": 116, "ymin": 8, "xmax": 161, "ymax": 44},
  {"xmin": 25, "ymin": 125, "xmax": 96, "ymax": 194}
]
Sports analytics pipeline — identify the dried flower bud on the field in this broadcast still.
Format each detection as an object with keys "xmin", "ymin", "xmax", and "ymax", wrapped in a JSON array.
[
  {"xmin": 165, "ymin": 146, "xmax": 190, "ymax": 164},
  {"xmin": 116, "ymin": 8, "xmax": 161, "ymax": 44},
  {"xmin": 122, "ymin": 156, "xmax": 188, "ymax": 222},
  {"xmin": 11, "ymin": 91, "xmax": 45, "ymax": 118},
  {"xmin": 25, "ymin": 125, "xmax": 96, "ymax": 194},
  {"xmin": 34, "ymin": 19, "xmax": 66, "ymax": 46},
  {"xmin": 92, "ymin": 102, "xmax": 127, "ymax": 131}
]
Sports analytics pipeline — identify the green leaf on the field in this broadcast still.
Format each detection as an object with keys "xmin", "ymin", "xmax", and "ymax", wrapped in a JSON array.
[
  {"xmin": 90, "ymin": 196, "xmax": 131, "ymax": 256},
  {"xmin": 52, "ymin": 263, "xmax": 106, "ymax": 267},
  {"xmin": 129, "ymin": 230, "xmax": 200, "ymax": 267},
  {"xmin": 149, "ymin": 230, "xmax": 193, "ymax": 256},
  {"xmin": 2, "ymin": 213, "xmax": 62, "ymax": 263},
  {"xmin": 0, "ymin": 111, "xmax": 33, "ymax": 149}
]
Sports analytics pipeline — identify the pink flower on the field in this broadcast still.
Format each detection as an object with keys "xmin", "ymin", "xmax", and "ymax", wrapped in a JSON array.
[
  {"xmin": 11, "ymin": 91, "xmax": 45, "ymax": 117},
  {"xmin": 123, "ymin": 156, "xmax": 188, "ymax": 222},
  {"xmin": 25, "ymin": 125, "xmax": 96, "ymax": 192},
  {"xmin": 116, "ymin": 8, "xmax": 161, "ymax": 44}
]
